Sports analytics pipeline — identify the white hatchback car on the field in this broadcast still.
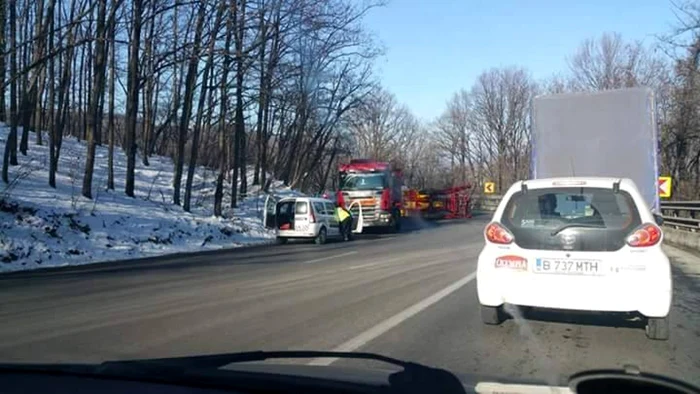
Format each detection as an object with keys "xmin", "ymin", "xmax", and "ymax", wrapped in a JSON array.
[{"xmin": 476, "ymin": 177, "xmax": 672, "ymax": 340}]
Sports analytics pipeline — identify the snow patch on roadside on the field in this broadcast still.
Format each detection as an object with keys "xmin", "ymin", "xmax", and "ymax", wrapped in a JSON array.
[{"xmin": 0, "ymin": 125, "xmax": 300, "ymax": 273}]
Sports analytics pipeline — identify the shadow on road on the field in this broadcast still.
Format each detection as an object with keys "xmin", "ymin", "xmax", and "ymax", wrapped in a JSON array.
[{"xmin": 510, "ymin": 307, "xmax": 647, "ymax": 330}]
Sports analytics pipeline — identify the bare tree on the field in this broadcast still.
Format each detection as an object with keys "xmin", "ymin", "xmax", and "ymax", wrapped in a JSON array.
[
  {"xmin": 2, "ymin": 0, "xmax": 18, "ymax": 184},
  {"xmin": 82, "ymin": 0, "xmax": 109, "ymax": 198},
  {"xmin": 214, "ymin": 1, "xmax": 235, "ymax": 216},
  {"xmin": 347, "ymin": 89, "xmax": 412, "ymax": 160},
  {"xmin": 183, "ymin": 1, "xmax": 224, "ymax": 212},
  {"xmin": 106, "ymin": 0, "xmax": 119, "ymax": 190},
  {"xmin": 568, "ymin": 32, "xmax": 668, "ymax": 92},
  {"xmin": 174, "ymin": 1, "xmax": 207, "ymax": 206},
  {"xmin": 470, "ymin": 67, "xmax": 534, "ymax": 193},
  {"xmin": 124, "ymin": 0, "xmax": 143, "ymax": 197},
  {"xmin": 435, "ymin": 89, "xmax": 479, "ymax": 186},
  {"xmin": 0, "ymin": 0, "xmax": 5, "ymax": 123}
]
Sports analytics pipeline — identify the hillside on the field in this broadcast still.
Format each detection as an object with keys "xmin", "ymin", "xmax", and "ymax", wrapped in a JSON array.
[{"xmin": 0, "ymin": 125, "xmax": 298, "ymax": 273}]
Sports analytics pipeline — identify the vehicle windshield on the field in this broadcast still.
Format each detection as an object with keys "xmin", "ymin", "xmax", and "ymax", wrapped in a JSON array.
[
  {"xmin": 340, "ymin": 173, "xmax": 387, "ymax": 190},
  {"xmin": 2, "ymin": 0, "xmax": 700, "ymax": 391}
]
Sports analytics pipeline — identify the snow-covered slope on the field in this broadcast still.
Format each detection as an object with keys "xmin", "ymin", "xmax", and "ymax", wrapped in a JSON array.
[{"xmin": 0, "ymin": 125, "xmax": 300, "ymax": 273}]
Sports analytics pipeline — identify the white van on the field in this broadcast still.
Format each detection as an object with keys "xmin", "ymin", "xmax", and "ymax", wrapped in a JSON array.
[{"xmin": 269, "ymin": 197, "xmax": 343, "ymax": 244}]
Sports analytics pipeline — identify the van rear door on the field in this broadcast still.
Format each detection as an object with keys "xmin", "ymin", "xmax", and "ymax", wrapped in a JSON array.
[
  {"xmin": 264, "ymin": 195, "xmax": 279, "ymax": 229},
  {"xmin": 293, "ymin": 201, "xmax": 313, "ymax": 233},
  {"xmin": 276, "ymin": 200, "xmax": 296, "ymax": 230}
]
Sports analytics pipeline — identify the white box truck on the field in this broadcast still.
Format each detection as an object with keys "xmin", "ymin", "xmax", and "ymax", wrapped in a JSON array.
[{"xmin": 531, "ymin": 87, "xmax": 660, "ymax": 212}]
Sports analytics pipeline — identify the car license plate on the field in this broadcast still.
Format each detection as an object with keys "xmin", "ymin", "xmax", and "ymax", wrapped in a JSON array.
[{"xmin": 534, "ymin": 258, "xmax": 603, "ymax": 276}]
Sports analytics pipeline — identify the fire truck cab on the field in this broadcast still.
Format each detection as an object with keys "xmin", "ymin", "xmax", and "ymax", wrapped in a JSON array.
[{"xmin": 337, "ymin": 159, "xmax": 403, "ymax": 233}]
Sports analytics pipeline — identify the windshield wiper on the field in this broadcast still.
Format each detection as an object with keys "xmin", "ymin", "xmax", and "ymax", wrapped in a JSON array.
[{"xmin": 550, "ymin": 223, "xmax": 605, "ymax": 236}]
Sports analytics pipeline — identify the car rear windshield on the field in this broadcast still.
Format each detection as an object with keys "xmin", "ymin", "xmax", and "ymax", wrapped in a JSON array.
[{"xmin": 501, "ymin": 187, "xmax": 642, "ymax": 251}]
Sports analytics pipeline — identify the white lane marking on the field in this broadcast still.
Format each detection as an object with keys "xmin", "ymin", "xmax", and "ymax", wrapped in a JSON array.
[
  {"xmin": 308, "ymin": 270, "xmax": 477, "ymax": 366},
  {"xmin": 347, "ymin": 262, "xmax": 381, "ymax": 270},
  {"xmin": 304, "ymin": 251, "xmax": 358, "ymax": 264}
]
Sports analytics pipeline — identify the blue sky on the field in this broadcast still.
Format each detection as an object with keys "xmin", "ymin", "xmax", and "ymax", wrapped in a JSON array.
[{"xmin": 362, "ymin": 0, "xmax": 679, "ymax": 120}]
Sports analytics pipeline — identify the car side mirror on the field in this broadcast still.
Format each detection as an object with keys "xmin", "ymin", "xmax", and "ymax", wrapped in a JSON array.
[{"xmin": 654, "ymin": 213, "xmax": 664, "ymax": 226}]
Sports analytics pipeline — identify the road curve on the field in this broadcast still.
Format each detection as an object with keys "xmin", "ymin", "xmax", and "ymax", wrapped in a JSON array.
[{"xmin": 1, "ymin": 218, "xmax": 699, "ymax": 387}]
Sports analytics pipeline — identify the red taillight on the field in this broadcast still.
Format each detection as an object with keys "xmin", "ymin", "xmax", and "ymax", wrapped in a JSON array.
[
  {"xmin": 381, "ymin": 189, "xmax": 390, "ymax": 211},
  {"xmin": 309, "ymin": 205, "xmax": 316, "ymax": 223},
  {"xmin": 485, "ymin": 222, "xmax": 514, "ymax": 244},
  {"xmin": 626, "ymin": 223, "xmax": 662, "ymax": 247}
]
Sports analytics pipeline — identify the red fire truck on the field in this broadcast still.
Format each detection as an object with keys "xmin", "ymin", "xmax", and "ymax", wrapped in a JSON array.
[{"xmin": 336, "ymin": 159, "xmax": 403, "ymax": 232}]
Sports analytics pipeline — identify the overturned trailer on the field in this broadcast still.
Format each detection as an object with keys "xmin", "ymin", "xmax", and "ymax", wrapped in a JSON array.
[{"xmin": 402, "ymin": 184, "xmax": 472, "ymax": 220}]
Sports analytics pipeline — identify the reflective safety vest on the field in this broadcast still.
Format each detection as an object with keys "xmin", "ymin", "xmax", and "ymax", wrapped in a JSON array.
[{"xmin": 336, "ymin": 207, "xmax": 350, "ymax": 222}]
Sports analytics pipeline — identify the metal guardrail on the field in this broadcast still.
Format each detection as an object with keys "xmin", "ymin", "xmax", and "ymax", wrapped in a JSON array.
[
  {"xmin": 660, "ymin": 201, "xmax": 700, "ymax": 232},
  {"xmin": 474, "ymin": 195, "xmax": 700, "ymax": 233}
]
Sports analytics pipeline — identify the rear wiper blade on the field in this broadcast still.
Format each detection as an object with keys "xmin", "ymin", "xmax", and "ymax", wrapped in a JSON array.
[
  {"xmin": 100, "ymin": 350, "xmax": 410, "ymax": 370},
  {"xmin": 550, "ymin": 223, "xmax": 605, "ymax": 236}
]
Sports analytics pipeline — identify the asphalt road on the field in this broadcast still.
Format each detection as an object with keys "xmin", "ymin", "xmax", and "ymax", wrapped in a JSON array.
[{"xmin": 1, "ymin": 218, "xmax": 699, "ymax": 387}]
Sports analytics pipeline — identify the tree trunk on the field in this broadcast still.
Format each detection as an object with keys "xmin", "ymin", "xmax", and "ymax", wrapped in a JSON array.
[
  {"xmin": 21, "ymin": 0, "xmax": 47, "ymax": 153},
  {"xmin": 2, "ymin": 0, "xmax": 18, "ymax": 183},
  {"xmin": 34, "ymin": 64, "xmax": 46, "ymax": 145},
  {"xmin": 52, "ymin": 5, "xmax": 75, "ymax": 186},
  {"xmin": 0, "ymin": 0, "xmax": 6, "ymax": 123},
  {"xmin": 184, "ymin": 7, "xmax": 221, "ymax": 212},
  {"xmin": 174, "ymin": 1, "xmax": 206, "ymax": 206},
  {"xmin": 46, "ymin": 1, "xmax": 55, "ymax": 187},
  {"xmin": 253, "ymin": 2, "xmax": 267, "ymax": 186},
  {"xmin": 125, "ymin": 0, "xmax": 143, "ymax": 197},
  {"xmin": 214, "ymin": 8, "xmax": 233, "ymax": 217},
  {"xmin": 142, "ymin": 1, "xmax": 156, "ymax": 166},
  {"xmin": 82, "ymin": 0, "xmax": 108, "ymax": 199},
  {"xmin": 107, "ymin": 0, "xmax": 118, "ymax": 190},
  {"xmin": 231, "ymin": 0, "xmax": 247, "ymax": 207},
  {"xmin": 18, "ymin": 1, "xmax": 31, "ymax": 155},
  {"xmin": 77, "ymin": 41, "xmax": 85, "ymax": 141}
]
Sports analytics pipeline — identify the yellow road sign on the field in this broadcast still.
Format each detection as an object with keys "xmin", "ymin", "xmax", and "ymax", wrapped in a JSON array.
[
  {"xmin": 658, "ymin": 176, "xmax": 672, "ymax": 198},
  {"xmin": 484, "ymin": 182, "xmax": 495, "ymax": 194}
]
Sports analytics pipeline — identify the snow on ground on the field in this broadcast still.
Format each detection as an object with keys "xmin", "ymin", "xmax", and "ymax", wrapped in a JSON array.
[{"xmin": 0, "ymin": 125, "xmax": 301, "ymax": 273}]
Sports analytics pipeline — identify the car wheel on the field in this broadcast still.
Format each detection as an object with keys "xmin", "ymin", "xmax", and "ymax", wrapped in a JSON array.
[
  {"xmin": 315, "ymin": 227, "xmax": 327, "ymax": 245},
  {"xmin": 277, "ymin": 237, "xmax": 288, "ymax": 245},
  {"xmin": 646, "ymin": 316, "xmax": 669, "ymax": 340},
  {"xmin": 480, "ymin": 305, "xmax": 505, "ymax": 325}
]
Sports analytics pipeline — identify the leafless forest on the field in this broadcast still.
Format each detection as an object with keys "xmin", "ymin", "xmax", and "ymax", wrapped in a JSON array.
[{"xmin": 1, "ymin": 0, "xmax": 699, "ymax": 216}]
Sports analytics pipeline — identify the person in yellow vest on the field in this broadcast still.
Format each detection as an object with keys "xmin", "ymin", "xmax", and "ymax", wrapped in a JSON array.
[{"xmin": 335, "ymin": 202, "xmax": 352, "ymax": 241}]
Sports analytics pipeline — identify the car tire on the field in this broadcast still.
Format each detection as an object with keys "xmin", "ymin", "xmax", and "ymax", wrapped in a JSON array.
[
  {"xmin": 277, "ymin": 237, "xmax": 288, "ymax": 245},
  {"xmin": 646, "ymin": 316, "xmax": 669, "ymax": 340},
  {"xmin": 315, "ymin": 227, "xmax": 327, "ymax": 245},
  {"xmin": 480, "ymin": 305, "xmax": 505, "ymax": 325}
]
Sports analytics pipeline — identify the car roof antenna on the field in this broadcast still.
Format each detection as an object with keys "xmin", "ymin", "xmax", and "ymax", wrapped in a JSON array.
[
  {"xmin": 569, "ymin": 157, "xmax": 576, "ymax": 177},
  {"xmin": 613, "ymin": 179, "xmax": 621, "ymax": 193},
  {"xmin": 521, "ymin": 181, "xmax": 528, "ymax": 194}
]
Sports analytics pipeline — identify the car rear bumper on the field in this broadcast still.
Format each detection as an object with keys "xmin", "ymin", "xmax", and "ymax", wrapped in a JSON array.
[
  {"xmin": 278, "ymin": 228, "xmax": 318, "ymax": 238},
  {"xmin": 476, "ymin": 247, "xmax": 673, "ymax": 318}
]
